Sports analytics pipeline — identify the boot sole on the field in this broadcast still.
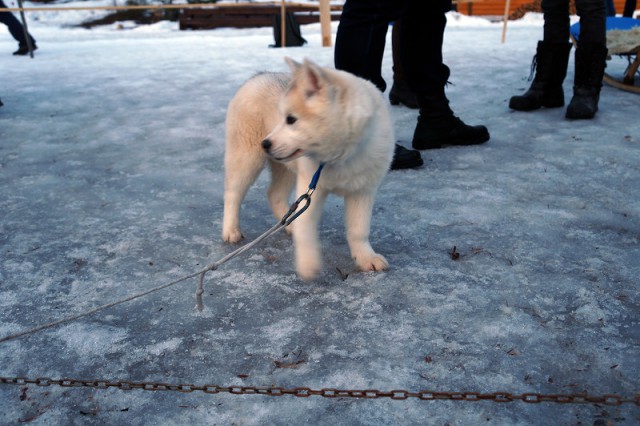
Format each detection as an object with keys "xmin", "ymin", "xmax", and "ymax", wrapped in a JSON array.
[
  {"xmin": 509, "ymin": 100, "xmax": 564, "ymax": 111},
  {"xmin": 413, "ymin": 133, "xmax": 490, "ymax": 150},
  {"xmin": 565, "ymin": 109, "xmax": 597, "ymax": 119}
]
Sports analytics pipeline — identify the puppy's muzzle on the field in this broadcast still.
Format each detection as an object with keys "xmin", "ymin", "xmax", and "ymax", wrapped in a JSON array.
[{"xmin": 261, "ymin": 139, "xmax": 272, "ymax": 153}]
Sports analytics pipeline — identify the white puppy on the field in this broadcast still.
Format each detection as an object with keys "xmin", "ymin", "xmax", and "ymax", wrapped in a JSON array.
[{"xmin": 222, "ymin": 57, "xmax": 394, "ymax": 280}]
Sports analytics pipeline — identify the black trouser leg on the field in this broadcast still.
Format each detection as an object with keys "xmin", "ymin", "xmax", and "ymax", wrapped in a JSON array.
[
  {"xmin": 335, "ymin": 0, "xmax": 453, "ymax": 95},
  {"xmin": 399, "ymin": 0, "xmax": 452, "ymax": 95},
  {"xmin": 542, "ymin": 0, "xmax": 571, "ymax": 43},
  {"xmin": 623, "ymin": 0, "xmax": 637, "ymax": 17},
  {"xmin": 576, "ymin": 0, "xmax": 607, "ymax": 46},
  {"xmin": 0, "ymin": 10, "xmax": 30, "ymax": 46},
  {"xmin": 542, "ymin": 0, "xmax": 605, "ymax": 46},
  {"xmin": 388, "ymin": 20, "xmax": 420, "ymax": 109},
  {"xmin": 334, "ymin": 0, "xmax": 405, "ymax": 92}
]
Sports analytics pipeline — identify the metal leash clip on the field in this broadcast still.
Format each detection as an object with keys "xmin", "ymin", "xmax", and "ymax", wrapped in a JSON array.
[
  {"xmin": 280, "ymin": 163, "xmax": 324, "ymax": 226},
  {"xmin": 281, "ymin": 193, "xmax": 312, "ymax": 226}
]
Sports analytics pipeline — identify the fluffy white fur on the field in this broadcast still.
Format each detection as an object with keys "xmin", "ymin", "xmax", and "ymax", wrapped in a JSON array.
[{"xmin": 222, "ymin": 57, "xmax": 395, "ymax": 280}]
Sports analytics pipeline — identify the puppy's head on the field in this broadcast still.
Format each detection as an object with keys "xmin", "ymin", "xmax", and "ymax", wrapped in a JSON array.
[{"xmin": 262, "ymin": 57, "xmax": 344, "ymax": 163}]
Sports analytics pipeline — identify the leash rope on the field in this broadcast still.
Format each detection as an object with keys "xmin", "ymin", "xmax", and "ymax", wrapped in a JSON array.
[
  {"xmin": 0, "ymin": 164, "xmax": 325, "ymax": 343},
  {"xmin": 196, "ymin": 163, "xmax": 324, "ymax": 310}
]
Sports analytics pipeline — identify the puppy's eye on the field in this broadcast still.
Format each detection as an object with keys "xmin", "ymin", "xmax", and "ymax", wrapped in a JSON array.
[{"xmin": 286, "ymin": 115, "xmax": 297, "ymax": 125}]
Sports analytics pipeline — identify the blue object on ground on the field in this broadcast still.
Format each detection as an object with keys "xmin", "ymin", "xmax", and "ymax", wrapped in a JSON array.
[{"xmin": 571, "ymin": 16, "xmax": 640, "ymax": 41}]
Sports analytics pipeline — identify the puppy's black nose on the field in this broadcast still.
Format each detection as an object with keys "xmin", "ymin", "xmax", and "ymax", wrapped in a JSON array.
[{"xmin": 261, "ymin": 139, "xmax": 272, "ymax": 151}]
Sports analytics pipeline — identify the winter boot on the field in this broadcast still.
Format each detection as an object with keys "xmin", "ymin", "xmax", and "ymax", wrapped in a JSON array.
[
  {"xmin": 13, "ymin": 37, "xmax": 37, "ymax": 56},
  {"xmin": 509, "ymin": 41, "xmax": 573, "ymax": 111},
  {"xmin": 389, "ymin": 79, "xmax": 419, "ymax": 109},
  {"xmin": 565, "ymin": 42, "xmax": 608, "ymax": 120},
  {"xmin": 390, "ymin": 144, "xmax": 423, "ymax": 170},
  {"xmin": 13, "ymin": 44, "xmax": 37, "ymax": 56},
  {"xmin": 412, "ymin": 91, "xmax": 490, "ymax": 150}
]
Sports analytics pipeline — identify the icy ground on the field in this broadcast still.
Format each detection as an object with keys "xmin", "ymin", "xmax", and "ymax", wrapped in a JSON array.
[{"xmin": 0, "ymin": 9, "xmax": 639, "ymax": 425}]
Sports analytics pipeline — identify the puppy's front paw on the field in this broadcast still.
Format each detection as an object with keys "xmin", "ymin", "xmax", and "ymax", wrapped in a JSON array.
[
  {"xmin": 296, "ymin": 256, "xmax": 321, "ymax": 281},
  {"xmin": 355, "ymin": 253, "xmax": 389, "ymax": 273},
  {"xmin": 222, "ymin": 227, "xmax": 244, "ymax": 244}
]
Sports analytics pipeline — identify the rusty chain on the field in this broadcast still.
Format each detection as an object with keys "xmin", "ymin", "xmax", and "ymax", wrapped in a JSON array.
[{"xmin": 1, "ymin": 377, "xmax": 638, "ymax": 406}]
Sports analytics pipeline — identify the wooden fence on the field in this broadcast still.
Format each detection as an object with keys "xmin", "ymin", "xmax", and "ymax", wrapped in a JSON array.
[{"xmin": 457, "ymin": 0, "xmax": 634, "ymax": 16}]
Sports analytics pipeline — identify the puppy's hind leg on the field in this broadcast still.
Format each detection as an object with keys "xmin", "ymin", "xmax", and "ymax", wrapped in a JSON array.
[
  {"xmin": 222, "ymin": 141, "xmax": 265, "ymax": 243},
  {"xmin": 267, "ymin": 161, "xmax": 295, "ymax": 233}
]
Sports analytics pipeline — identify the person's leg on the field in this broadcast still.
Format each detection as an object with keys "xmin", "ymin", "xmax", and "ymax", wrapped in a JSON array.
[
  {"xmin": 542, "ymin": 0, "xmax": 571, "ymax": 43},
  {"xmin": 575, "ymin": 0, "xmax": 607, "ymax": 46},
  {"xmin": 403, "ymin": 0, "xmax": 489, "ymax": 150},
  {"xmin": 566, "ymin": 0, "xmax": 607, "ymax": 119},
  {"xmin": 399, "ymin": 0, "xmax": 451, "ymax": 95},
  {"xmin": 605, "ymin": 0, "xmax": 616, "ymax": 16},
  {"xmin": 0, "ymin": 1, "xmax": 36, "ymax": 55},
  {"xmin": 388, "ymin": 20, "xmax": 419, "ymax": 109},
  {"xmin": 334, "ymin": 0, "xmax": 405, "ymax": 92},
  {"xmin": 623, "ymin": 0, "xmax": 637, "ymax": 17},
  {"xmin": 509, "ymin": 0, "xmax": 573, "ymax": 111},
  {"xmin": 0, "ymin": 11, "xmax": 29, "ymax": 46}
]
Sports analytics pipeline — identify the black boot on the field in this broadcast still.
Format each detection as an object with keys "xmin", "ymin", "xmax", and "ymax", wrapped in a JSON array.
[
  {"xmin": 389, "ymin": 79, "xmax": 419, "ymax": 109},
  {"xmin": 13, "ymin": 42, "xmax": 37, "ymax": 56},
  {"xmin": 390, "ymin": 144, "xmax": 423, "ymax": 170},
  {"xmin": 509, "ymin": 41, "xmax": 572, "ymax": 111},
  {"xmin": 566, "ymin": 42, "xmax": 608, "ymax": 120},
  {"xmin": 412, "ymin": 91, "xmax": 489, "ymax": 150}
]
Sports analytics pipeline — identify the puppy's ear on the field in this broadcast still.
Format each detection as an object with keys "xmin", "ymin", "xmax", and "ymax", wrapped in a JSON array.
[
  {"xmin": 299, "ymin": 58, "xmax": 328, "ymax": 99},
  {"xmin": 284, "ymin": 56, "xmax": 302, "ymax": 73}
]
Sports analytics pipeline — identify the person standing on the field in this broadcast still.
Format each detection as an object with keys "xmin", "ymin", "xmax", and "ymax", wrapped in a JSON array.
[
  {"xmin": 334, "ymin": 0, "xmax": 489, "ymax": 170},
  {"xmin": 0, "ymin": 0, "xmax": 37, "ymax": 55},
  {"xmin": 509, "ymin": 0, "xmax": 607, "ymax": 119}
]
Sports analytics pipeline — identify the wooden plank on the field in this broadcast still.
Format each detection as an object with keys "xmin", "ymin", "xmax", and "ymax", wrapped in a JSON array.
[
  {"xmin": 502, "ymin": 0, "xmax": 510, "ymax": 42},
  {"xmin": 280, "ymin": 0, "xmax": 285, "ymax": 47},
  {"xmin": 456, "ymin": 0, "xmax": 532, "ymax": 16},
  {"xmin": 179, "ymin": 4, "xmax": 341, "ymax": 30},
  {"xmin": 319, "ymin": 0, "xmax": 332, "ymax": 47}
]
